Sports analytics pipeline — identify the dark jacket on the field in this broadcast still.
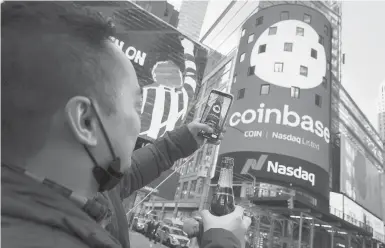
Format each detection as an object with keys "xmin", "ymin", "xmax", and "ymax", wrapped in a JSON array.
[{"xmin": 2, "ymin": 165, "xmax": 121, "ymax": 248}]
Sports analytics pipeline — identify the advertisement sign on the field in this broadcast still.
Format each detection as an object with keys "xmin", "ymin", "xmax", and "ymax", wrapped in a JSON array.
[
  {"xmin": 83, "ymin": 1, "xmax": 208, "ymax": 141},
  {"xmin": 338, "ymin": 96, "xmax": 383, "ymax": 164},
  {"xmin": 364, "ymin": 209, "xmax": 385, "ymax": 243},
  {"xmin": 217, "ymin": 4, "xmax": 332, "ymax": 199},
  {"xmin": 329, "ymin": 192, "xmax": 343, "ymax": 219},
  {"xmin": 340, "ymin": 136, "xmax": 383, "ymax": 219},
  {"xmin": 343, "ymin": 196, "xmax": 365, "ymax": 228}
]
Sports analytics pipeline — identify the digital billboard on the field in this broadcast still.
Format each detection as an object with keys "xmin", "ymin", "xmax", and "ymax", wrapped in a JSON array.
[
  {"xmin": 217, "ymin": 4, "xmax": 332, "ymax": 199},
  {"xmin": 340, "ymin": 136, "xmax": 383, "ymax": 219},
  {"xmin": 82, "ymin": 1, "xmax": 208, "ymax": 141}
]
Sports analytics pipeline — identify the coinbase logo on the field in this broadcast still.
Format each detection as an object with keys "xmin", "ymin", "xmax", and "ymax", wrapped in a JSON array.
[{"xmin": 250, "ymin": 20, "xmax": 327, "ymax": 89}]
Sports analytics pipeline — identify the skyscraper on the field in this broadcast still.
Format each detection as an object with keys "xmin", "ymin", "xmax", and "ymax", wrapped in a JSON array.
[
  {"xmin": 177, "ymin": 0, "xmax": 209, "ymax": 40},
  {"xmin": 378, "ymin": 80, "xmax": 385, "ymax": 141}
]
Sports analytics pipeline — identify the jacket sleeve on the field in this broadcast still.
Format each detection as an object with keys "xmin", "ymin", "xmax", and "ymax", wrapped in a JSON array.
[
  {"xmin": 119, "ymin": 125, "xmax": 198, "ymax": 199},
  {"xmin": 201, "ymin": 229, "xmax": 241, "ymax": 248}
]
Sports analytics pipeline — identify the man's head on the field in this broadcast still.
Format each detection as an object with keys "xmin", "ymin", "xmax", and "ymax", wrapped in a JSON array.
[{"xmin": 2, "ymin": 2, "xmax": 141, "ymax": 194}]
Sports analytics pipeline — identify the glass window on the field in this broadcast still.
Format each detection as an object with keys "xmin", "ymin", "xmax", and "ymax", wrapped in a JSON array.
[
  {"xmin": 322, "ymin": 77, "xmax": 327, "ymax": 88},
  {"xmin": 291, "ymin": 87, "xmax": 300, "ymax": 98},
  {"xmin": 182, "ymin": 182, "xmax": 188, "ymax": 198},
  {"xmin": 303, "ymin": 14, "xmax": 311, "ymax": 24},
  {"xmin": 237, "ymin": 88, "xmax": 245, "ymax": 100},
  {"xmin": 260, "ymin": 84, "xmax": 270, "ymax": 95},
  {"xmin": 274, "ymin": 62, "xmax": 284, "ymax": 72},
  {"xmin": 233, "ymin": 74, "xmax": 237, "ymax": 84},
  {"xmin": 258, "ymin": 44, "xmax": 266, "ymax": 53},
  {"xmin": 311, "ymin": 49, "xmax": 318, "ymax": 59},
  {"xmin": 315, "ymin": 94, "xmax": 322, "ymax": 107},
  {"xmin": 284, "ymin": 42, "xmax": 293, "ymax": 52},
  {"xmin": 248, "ymin": 34, "xmax": 254, "ymax": 44},
  {"xmin": 256, "ymin": 16, "xmax": 263, "ymax": 26},
  {"xmin": 197, "ymin": 178, "xmax": 204, "ymax": 194},
  {"xmin": 268, "ymin": 27, "xmax": 277, "ymax": 35},
  {"xmin": 280, "ymin": 11, "xmax": 289, "ymax": 20},
  {"xmin": 241, "ymin": 28, "xmax": 246, "ymax": 37},
  {"xmin": 188, "ymin": 180, "xmax": 197, "ymax": 198},
  {"xmin": 296, "ymin": 27, "xmax": 304, "ymax": 36},
  {"xmin": 319, "ymin": 35, "xmax": 324, "ymax": 45},
  {"xmin": 300, "ymin": 65, "xmax": 308, "ymax": 76},
  {"xmin": 324, "ymin": 25, "xmax": 329, "ymax": 36},
  {"xmin": 248, "ymin": 66, "xmax": 255, "ymax": 76},
  {"xmin": 239, "ymin": 53, "xmax": 245, "ymax": 62}
]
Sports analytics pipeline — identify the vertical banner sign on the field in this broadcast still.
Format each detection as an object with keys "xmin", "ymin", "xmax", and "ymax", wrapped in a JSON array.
[{"xmin": 217, "ymin": 4, "xmax": 333, "ymax": 200}]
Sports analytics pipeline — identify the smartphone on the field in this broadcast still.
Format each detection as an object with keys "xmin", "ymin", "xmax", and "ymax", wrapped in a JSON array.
[{"xmin": 199, "ymin": 90, "xmax": 233, "ymax": 142}]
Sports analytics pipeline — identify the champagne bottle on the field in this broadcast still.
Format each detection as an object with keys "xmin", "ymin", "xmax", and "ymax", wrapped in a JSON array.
[{"xmin": 209, "ymin": 156, "xmax": 235, "ymax": 216}]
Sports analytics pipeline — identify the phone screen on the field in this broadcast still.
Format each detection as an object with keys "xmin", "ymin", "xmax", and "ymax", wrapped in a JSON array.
[{"xmin": 200, "ymin": 90, "xmax": 233, "ymax": 141}]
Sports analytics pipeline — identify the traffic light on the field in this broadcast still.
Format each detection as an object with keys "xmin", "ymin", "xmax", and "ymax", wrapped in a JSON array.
[{"xmin": 287, "ymin": 197, "xmax": 294, "ymax": 209}]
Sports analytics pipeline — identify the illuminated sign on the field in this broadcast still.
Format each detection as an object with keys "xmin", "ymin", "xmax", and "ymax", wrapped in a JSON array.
[
  {"xmin": 84, "ymin": 1, "xmax": 208, "ymax": 141},
  {"xmin": 337, "ymin": 94, "xmax": 384, "ymax": 164},
  {"xmin": 340, "ymin": 136, "xmax": 383, "ymax": 219},
  {"xmin": 217, "ymin": 4, "xmax": 333, "ymax": 199}
]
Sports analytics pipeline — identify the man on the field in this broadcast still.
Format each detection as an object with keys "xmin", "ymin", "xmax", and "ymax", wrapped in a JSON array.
[{"xmin": 1, "ymin": 2, "xmax": 250, "ymax": 248}]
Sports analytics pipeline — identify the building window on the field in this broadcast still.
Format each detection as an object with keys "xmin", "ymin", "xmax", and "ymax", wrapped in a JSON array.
[
  {"xmin": 311, "ymin": 49, "xmax": 318, "ymax": 59},
  {"xmin": 284, "ymin": 42, "xmax": 293, "ymax": 52},
  {"xmin": 322, "ymin": 77, "xmax": 327, "ymax": 88},
  {"xmin": 197, "ymin": 178, "xmax": 204, "ymax": 194},
  {"xmin": 269, "ymin": 27, "xmax": 277, "ymax": 35},
  {"xmin": 303, "ymin": 14, "xmax": 311, "ymax": 24},
  {"xmin": 300, "ymin": 66, "xmax": 308, "ymax": 76},
  {"xmin": 248, "ymin": 34, "xmax": 254, "ymax": 43},
  {"xmin": 182, "ymin": 182, "xmax": 188, "ymax": 198},
  {"xmin": 296, "ymin": 27, "xmax": 304, "ymax": 36},
  {"xmin": 315, "ymin": 94, "xmax": 322, "ymax": 107},
  {"xmin": 260, "ymin": 84, "xmax": 270, "ymax": 95},
  {"xmin": 256, "ymin": 16, "xmax": 263, "ymax": 26},
  {"xmin": 280, "ymin": 11, "xmax": 289, "ymax": 20},
  {"xmin": 188, "ymin": 180, "xmax": 197, "ymax": 198},
  {"xmin": 248, "ymin": 66, "xmax": 255, "ymax": 76},
  {"xmin": 258, "ymin": 44, "xmax": 267, "ymax": 53},
  {"xmin": 239, "ymin": 53, "xmax": 245, "ymax": 62},
  {"xmin": 233, "ymin": 74, "xmax": 237, "ymax": 84},
  {"xmin": 241, "ymin": 28, "xmax": 246, "ymax": 37},
  {"xmin": 319, "ymin": 35, "xmax": 324, "ymax": 45},
  {"xmin": 324, "ymin": 25, "xmax": 329, "ymax": 36},
  {"xmin": 237, "ymin": 88, "xmax": 245, "ymax": 100},
  {"xmin": 274, "ymin": 62, "xmax": 284, "ymax": 72},
  {"xmin": 291, "ymin": 87, "xmax": 300, "ymax": 98}
]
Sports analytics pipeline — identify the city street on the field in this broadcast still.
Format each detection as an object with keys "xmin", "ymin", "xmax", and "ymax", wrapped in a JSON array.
[{"xmin": 129, "ymin": 231, "xmax": 168, "ymax": 248}]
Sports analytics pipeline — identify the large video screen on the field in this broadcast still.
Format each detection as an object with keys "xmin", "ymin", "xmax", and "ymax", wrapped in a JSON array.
[
  {"xmin": 82, "ymin": 1, "xmax": 208, "ymax": 141},
  {"xmin": 340, "ymin": 136, "xmax": 383, "ymax": 219},
  {"xmin": 217, "ymin": 4, "xmax": 332, "ymax": 199}
]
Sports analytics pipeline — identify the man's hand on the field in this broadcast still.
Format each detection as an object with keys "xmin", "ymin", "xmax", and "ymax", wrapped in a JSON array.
[
  {"xmin": 187, "ymin": 119, "xmax": 225, "ymax": 147},
  {"xmin": 200, "ymin": 206, "xmax": 251, "ymax": 247}
]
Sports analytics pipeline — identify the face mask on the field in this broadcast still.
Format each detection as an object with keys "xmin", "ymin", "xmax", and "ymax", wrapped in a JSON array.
[{"xmin": 83, "ymin": 99, "xmax": 124, "ymax": 192}]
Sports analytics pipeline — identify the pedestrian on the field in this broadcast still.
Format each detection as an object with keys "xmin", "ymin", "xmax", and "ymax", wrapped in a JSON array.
[{"xmin": 152, "ymin": 221, "xmax": 161, "ymax": 244}]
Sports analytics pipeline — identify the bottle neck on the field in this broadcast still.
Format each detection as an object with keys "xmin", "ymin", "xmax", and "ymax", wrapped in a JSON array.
[{"xmin": 217, "ymin": 164, "xmax": 233, "ymax": 188}]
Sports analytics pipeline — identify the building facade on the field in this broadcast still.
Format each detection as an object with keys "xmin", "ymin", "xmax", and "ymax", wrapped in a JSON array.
[
  {"xmin": 378, "ymin": 81, "xmax": 385, "ymax": 141},
  {"xmin": 133, "ymin": 0, "xmax": 179, "ymax": 27},
  {"xmin": 177, "ymin": 0, "xmax": 209, "ymax": 40}
]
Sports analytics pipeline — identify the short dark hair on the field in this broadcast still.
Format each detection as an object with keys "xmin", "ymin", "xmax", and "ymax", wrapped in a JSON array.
[{"xmin": 1, "ymin": 2, "xmax": 120, "ymax": 158}]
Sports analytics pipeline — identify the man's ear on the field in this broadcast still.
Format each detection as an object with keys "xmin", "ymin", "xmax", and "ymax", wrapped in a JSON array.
[{"xmin": 65, "ymin": 96, "xmax": 98, "ymax": 146}]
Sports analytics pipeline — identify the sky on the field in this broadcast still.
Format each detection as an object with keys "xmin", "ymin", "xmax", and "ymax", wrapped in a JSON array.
[{"xmin": 168, "ymin": 0, "xmax": 385, "ymax": 130}]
